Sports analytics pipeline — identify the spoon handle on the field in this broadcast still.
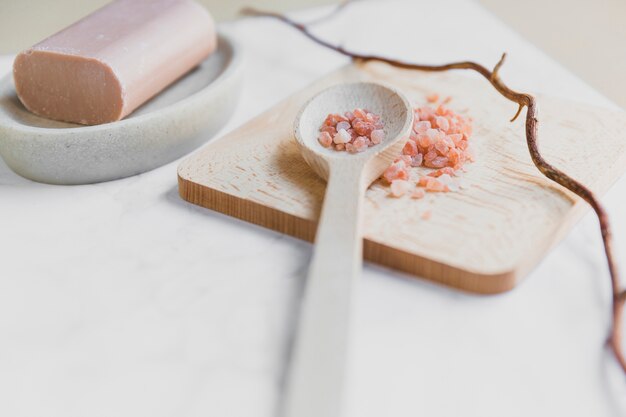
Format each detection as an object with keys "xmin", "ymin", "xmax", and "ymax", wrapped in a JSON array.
[{"xmin": 283, "ymin": 165, "xmax": 365, "ymax": 417}]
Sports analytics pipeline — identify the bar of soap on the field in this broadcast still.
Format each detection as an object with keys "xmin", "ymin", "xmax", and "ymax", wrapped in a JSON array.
[{"xmin": 13, "ymin": 0, "xmax": 217, "ymax": 125}]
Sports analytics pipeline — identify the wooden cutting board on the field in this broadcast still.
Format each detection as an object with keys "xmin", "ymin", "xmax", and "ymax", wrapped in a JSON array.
[{"xmin": 178, "ymin": 61, "xmax": 626, "ymax": 294}]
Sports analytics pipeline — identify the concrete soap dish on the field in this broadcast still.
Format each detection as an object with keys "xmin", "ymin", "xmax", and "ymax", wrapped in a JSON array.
[{"xmin": 0, "ymin": 33, "xmax": 243, "ymax": 185}]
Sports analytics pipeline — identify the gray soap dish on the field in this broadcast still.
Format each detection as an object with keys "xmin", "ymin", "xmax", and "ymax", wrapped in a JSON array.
[{"xmin": 0, "ymin": 33, "xmax": 243, "ymax": 185}]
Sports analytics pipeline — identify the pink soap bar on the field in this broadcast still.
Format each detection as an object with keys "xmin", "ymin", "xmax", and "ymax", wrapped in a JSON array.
[{"xmin": 13, "ymin": 0, "xmax": 217, "ymax": 125}]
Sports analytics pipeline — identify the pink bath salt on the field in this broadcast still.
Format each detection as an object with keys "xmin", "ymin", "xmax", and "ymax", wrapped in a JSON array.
[
  {"xmin": 426, "ymin": 93, "xmax": 439, "ymax": 103},
  {"xmin": 320, "ymin": 125, "xmax": 336, "ymax": 136},
  {"xmin": 424, "ymin": 149, "xmax": 438, "ymax": 163},
  {"xmin": 352, "ymin": 136, "xmax": 369, "ymax": 152},
  {"xmin": 353, "ymin": 108, "xmax": 368, "ymax": 119},
  {"xmin": 383, "ymin": 96, "xmax": 474, "ymax": 197},
  {"xmin": 318, "ymin": 131, "xmax": 333, "ymax": 148},
  {"xmin": 418, "ymin": 106, "xmax": 435, "ymax": 120},
  {"xmin": 441, "ymin": 135, "xmax": 455, "ymax": 148},
  {"xmin": 427, "ymin": 167, "xmax": 456, "ymax": 178},
  {"xmin": 421, "ymin": 210, "xmax": 432, "ymax": 220},
  {"xmin": 403, "ymin": 139, "xmax": 418, "ymax": 156},
  {"xmin": 333, "ymin": 129, "xmax": 352, "ymax": 144},
  {"xmin": 371, "ymin": 129, "xmax": 385, "ymax": 144},
  {"xmin": 336, "ymin": 121, "xmax": 351, "ymax": 131},
  {"xmin": 419, "ymin": 176, "xmax": 447, "ymax": 192},
  {"xmin": 448, "ymin": 148, "xmax": 461, "ymax": 168},
  {"xmin": 416, "ymin": 134, "xmax": 431, "ymax": 149},
  {"xmin": 435, "ymin": 116, "xmax": 449, "ymax": 132},
  {"xmin": 426, "ymin": 156, "xmax": 449, "ymax": 169},
  {"xmin": 411, "ymin": 188, "xmax": 426, "ymax": 199},
  {"xmin": 318, "ymin": 109, "xmax": 385, "ymax": 153},
  {"xmin": 413, "ymin": 120, "xmax": 431, "ymax": 134},
  {"xmin": 323, "ymin": 113, "xmax": 344, "ymax": 126},
  {"xmin": 390, "ymin": 179, "xmax": 411, "ymax": 197},
  {"xmin": 333, "ymin": 128, "xmax": 351, "ymax": 144},
  {"xmin": 383, "ymin": 160, "xmax": 409, "ymax": 183},
  {"xmin": 430, "ymin": 181, "xmax": 449, "ymax": 193},
  {"xmin": 353, "ymin": 120, "xmax": 372, "ymax": 136},
  {"xmin": 417, "ymin": 176, "xmax": 430, "ymax": 187},
  {"xmin": 411, "ymin": 153, "xmax": 423, "ymax": 167},
  {"xmin": 426, "ymin": 128, "xmax": 439, "ymax": 141},
  {"xmin": 396, "ymin": 155, "xmax": 412, "ymax": 167},
  {"xmin": 434, "ymin": 140, "xmax": 449, "ymax": 156},
  {"xmin": 448, "ymin": 133, "xmax": 463, "ymax": 145},
  {"xmin": 437, "ymin": 173, "xmax": 457, "ymax": 190}
]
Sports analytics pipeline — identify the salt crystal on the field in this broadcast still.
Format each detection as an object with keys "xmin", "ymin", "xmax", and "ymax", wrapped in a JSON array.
[
  {"xmin": 403, "ymin": 140, "xmax": 418, "ymax": 156},
  {"xmin": 353, "ymin": 108, "xmax": 367, "ymax": 119},
  {"xmin": 434, "ymin": 141, "xmax": 449, "ymax": 155},
  {"xmin": 427, "ymin": 156, "xmax": 449, "ymax": 168},
  {"xmin": 336, "ymin": 121, "xmax": 351, "ymax": 131},
  {"xmin": 385, "ymin": 95, "xmax": 474, "ymax": 196},
  {"xmin": 411, "ymin": 153, "xmax": 423, "ymax": 167},
  {"xmin": 383, "ymin": 160, "xmax": 409, "ymax": 183},
  {"xmin": 436, "ymin": 116, "xmax": 450, "ymax": 131},
  {"xmin": 438, "ymin": 174, "xmax": 453, "ymax": 185},
  {"xmin": 426, "ymin": 93, "xmax": 439, "ymax": 103},
  {"xmin": 333, "ymin": 128, "xmax": 351, "ymax": 144},
  {"xmin": 425, "ymin": 178, "xmax": 446, "ymax": 192},
  {"xmin": 418, "ymin": 134, "xmax": 432, "ymax": 148},
  {"xmin": 354, "ymin": 121, "xmax": 373, "ymax": 136},
  {"xmin": 371, "ymin": 129, "xmax": 385, "ymax": 144},
  {"xmin": 424, "ymin": 150, "xmax": 438, "ymax": 162},
  {"xmin": 396, "ymin": 155, "xmax": 411, "ymax": 167},
  {"xmin": 426, "ymin": 128, "xmax": 439, "ymax": 140},
  {"xmin": 318, "ymin": 131, "xmax": 333, "ymax": 148},
  {"xmin": 353, "ymin": 136, "xmax": 369, "ymax": 152},
  {"xmin": 411, "ymin": 188, "xmax": 425, "ymax": 199},
  {"xmin": 321, "ymin": 125, "xmax": 336, "ymax": 136},
  {"xmin": 413, "ymin": 120, "xmax": 431, "ymax": 133},
  {"xmin": 390, "ymin": 180, "xmax": 410, "ymax": 197}
]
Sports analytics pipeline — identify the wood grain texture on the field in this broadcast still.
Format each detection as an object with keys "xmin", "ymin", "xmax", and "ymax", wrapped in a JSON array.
[{"xmin": 178, "ymin": 61, "xmax": 626, "ymax": 294}]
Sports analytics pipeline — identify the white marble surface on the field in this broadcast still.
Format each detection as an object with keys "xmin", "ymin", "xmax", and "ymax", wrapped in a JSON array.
[{"xmin": 2, "ymin": 1, "xmax": 626, "ymax": 416}]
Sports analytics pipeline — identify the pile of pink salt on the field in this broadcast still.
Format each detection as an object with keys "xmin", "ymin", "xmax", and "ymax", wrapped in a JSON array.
[
  {"xmin": 383, "ymin": 96, "xmax": 474, "ymax": 198},
  {"xmin": 318, "ymin": 108, "xmax": 385, "ymax": 153}
]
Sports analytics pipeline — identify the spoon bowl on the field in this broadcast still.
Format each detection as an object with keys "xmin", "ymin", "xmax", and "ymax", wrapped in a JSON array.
[
  {"xmin": 284, "ymin": 82, "xmax": 413, "ymax": 417},
  {"xmin": 294, "ymin": 82, "xmax": 413, "ymax": 184}
]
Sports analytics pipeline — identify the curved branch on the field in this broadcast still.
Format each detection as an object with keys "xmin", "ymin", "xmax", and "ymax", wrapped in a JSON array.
[{"xmin": 241, "ymin": 5, "xmax": 625, "ymax": 373}]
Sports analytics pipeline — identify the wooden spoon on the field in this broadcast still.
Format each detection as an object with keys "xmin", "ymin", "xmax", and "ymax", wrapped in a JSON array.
[{"xmin": 285, "ymin": 82, "xmax": 413, "ymax": 417}]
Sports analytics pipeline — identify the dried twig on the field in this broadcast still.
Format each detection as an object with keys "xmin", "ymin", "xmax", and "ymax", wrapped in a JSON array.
[{"xmin": 241, "ymin": 4, "xmax": 626, "ymax": 373}]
